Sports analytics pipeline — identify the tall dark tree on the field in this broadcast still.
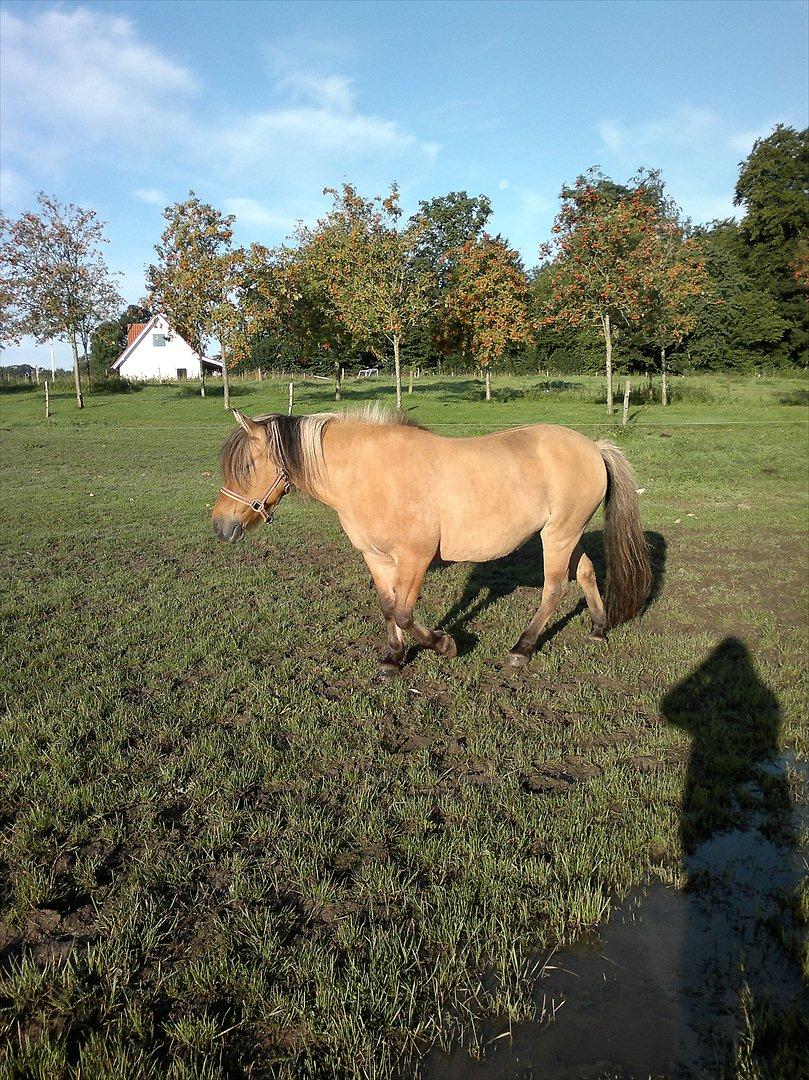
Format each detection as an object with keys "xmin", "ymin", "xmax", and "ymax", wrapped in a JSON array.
[
  {"xmin": 734, "ymin": 126, "xmax": 809, "ymax": 365},
  {"xmin": 410, "ymin": 191, "xmax": 492, "ymax": 363},
  {"xmin": 686, "ymin": 221, "xmax": 787, "ymax": 370},
  {"xmin": 410, "ymin": 191, "xmax": 492, "ymax": 280}
]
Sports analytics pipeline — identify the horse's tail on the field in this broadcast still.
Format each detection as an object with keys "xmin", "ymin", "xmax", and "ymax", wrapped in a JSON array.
[{"xmin": 596, "ymin": 440, "xmax": 652, "ymax": 628}]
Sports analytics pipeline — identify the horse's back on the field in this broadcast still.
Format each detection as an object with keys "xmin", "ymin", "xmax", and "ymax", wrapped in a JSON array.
[
  {"xmin": 434, "ymin": 423, "xmax": 607, "ymax": 562},
  {"xmin": 323, "ymin": 419, "xmax": 607, "ymax": 565}
]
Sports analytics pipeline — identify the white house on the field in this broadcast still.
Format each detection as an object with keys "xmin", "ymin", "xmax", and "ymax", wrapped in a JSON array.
[{"xmin": 112, "ymin": 314, "xmax": 222, "ymax": 381}]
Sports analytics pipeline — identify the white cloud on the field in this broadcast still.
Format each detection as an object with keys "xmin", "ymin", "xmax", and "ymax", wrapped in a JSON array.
[
  {"xmin": 222, "ymin": 198, "xmax": 297, "ymax": 234},
  {"xmin": 277, "ymin": 72, "xmax": 356, "ymax": 114},
  {"xmin": 0, "ymin": 8, "xmax": 198, "ymax": 164},
  {"xmin": 214, "ymin": 106, "xmax": 421, "ymax": 169},
  {"xmin": 597, "ymin": 107, "xmax": 781, "ymax": 164},
  {"xmin": 132, "ymin": 187, "xmax": 168, "ymax": 206},
  {"xmin": 597, "ymin": 120, "xmax": 626, "ymax": 155},
  {"xmin": 1, "ymin": 6, "xmax": 435, "ymax": 186},
  {"xmin": 0, "ymin": 167, "xmax": 30, "ymax": 210},
  {"xmin": 727, "ymin": 125, "xmax": 775, "ymax": 155},
  {"xmin": 597, "ymin": 105, "xmax": 721, "ymax": 157}
]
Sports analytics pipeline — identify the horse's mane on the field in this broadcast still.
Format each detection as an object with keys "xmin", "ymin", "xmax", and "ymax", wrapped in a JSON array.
[{"xmin": 221, "ymin": 406, "xmax": 427, "ymax": 495}]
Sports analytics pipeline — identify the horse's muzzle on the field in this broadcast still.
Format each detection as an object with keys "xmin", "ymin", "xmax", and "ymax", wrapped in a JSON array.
[{"xmin": 212, "ymin": 517, "xmax": 244, "ymax": 544}]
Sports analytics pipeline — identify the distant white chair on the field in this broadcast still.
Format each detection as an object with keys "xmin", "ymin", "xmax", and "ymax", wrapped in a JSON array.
[{"xmin": 357, "ymin": 367, "xmax": 379, "ymax": 379}]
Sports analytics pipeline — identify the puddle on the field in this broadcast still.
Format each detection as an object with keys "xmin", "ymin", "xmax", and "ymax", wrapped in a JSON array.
[{"xmin": 428, "ymin": 752, "xmax": 808, "ymax": 1079}]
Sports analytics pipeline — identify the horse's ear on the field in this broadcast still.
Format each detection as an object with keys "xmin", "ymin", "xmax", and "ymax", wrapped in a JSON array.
[{"xmin": 232, "ymin": 410, "xmax": 265, "ymax": 441}]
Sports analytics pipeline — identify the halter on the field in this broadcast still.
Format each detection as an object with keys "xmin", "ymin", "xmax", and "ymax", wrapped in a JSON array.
[{"xmin": 219, "ymin": 470, "xmax": 291, "ymax": 524}]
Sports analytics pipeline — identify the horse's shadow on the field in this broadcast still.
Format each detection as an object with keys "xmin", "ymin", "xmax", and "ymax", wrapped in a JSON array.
[{"xmin": 426, "ymin": 530, "xmax": 667, "ymax": 657}]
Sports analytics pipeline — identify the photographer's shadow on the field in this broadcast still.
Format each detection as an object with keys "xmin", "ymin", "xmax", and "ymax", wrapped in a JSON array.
[{"xmin": 661, "ymin": 637, "xmax": 807, "ymax": 1069}]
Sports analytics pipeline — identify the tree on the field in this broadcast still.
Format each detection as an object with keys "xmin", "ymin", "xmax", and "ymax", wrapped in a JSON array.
[
  {"xmin": 540, "ymin": 170, "xmax": 661, "ymax": 414},
  {"xmin": 1, "ymin": 193, "xmax": 122, "ymax": 408},
  {"xmin": 304, "ymin": 184, "xmax": 434, "ymax": 408},
  {"xmin": 444, "ymin": 233, "xmax": 531, "ymax": 399},
  {"xmin": 734, "ymin": 126, "xmax": 809, "ymax": 365},
  {"xmin": 685, "ymin": 221, "xmax": 787, "ymax": 371},
  {"xmin": 238, "ymin": 240, "xmax": 352, "ymax": 398},
  {"xmin": 643, "ymin": 215, "xmax": 712, "ymax": 403},
  {"xmin": 147, "ymin": 193, "xmax": 239, "ymax": 404},
  {"xmin": 90, "ymin": 303, "xmax": 152, "ymax": 381},
  {"xmin": 410, "ymin": 191, "xmax": 492, "ymax": 364}
]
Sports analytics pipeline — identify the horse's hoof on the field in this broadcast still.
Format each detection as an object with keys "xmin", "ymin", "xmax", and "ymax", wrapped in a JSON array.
[
  {"xmin": 437, "ymin": 634, "xmax": 457, "ymax": 659},
  {"xmin": 377, "ymin": 662, "xmax": 401, "ymax": 681},
  {"xmin": 505, "ymin": 651, "xmax": 530, "ymax": 668},
  {"xmin": 588, "ymin": 628, "xmax": 607, "ymax": 643}
]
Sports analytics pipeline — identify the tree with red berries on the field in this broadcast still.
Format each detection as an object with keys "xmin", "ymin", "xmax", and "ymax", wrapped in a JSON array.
[
  {"xmin": 444, "ymin": 233, "xmax": 531, "ymax": 399},
  {"xmin": 541, "ymin": 170, "xmax": 661, "ymax": 414}
]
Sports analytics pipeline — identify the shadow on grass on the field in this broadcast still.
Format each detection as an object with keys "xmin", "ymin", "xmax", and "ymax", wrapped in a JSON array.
[
  {"xmin": 433, "ymin": 530, "xmax": 667, "ymax": 656},
  {"xmin": 172, "ymin": 382, "xmax": 255, "ymax": 400},
  {"xmin": 660, "ymin": 637, "xmax": 808, "ymax": 1073},
  {"xmin": 778, "ymin": 389, "xmax": 809, "ymax": 406},
  {"xmin": 0, "ymin": 382, "xmax": 40, "ymax": 395},
  {"xmin": 428, "ymin": 637, "xmax": 807, "ymax": 1079}
]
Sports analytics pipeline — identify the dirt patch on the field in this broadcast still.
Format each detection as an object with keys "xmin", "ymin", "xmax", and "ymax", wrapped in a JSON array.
[
  {"xmin": 380, "ymin": 714, "xmax": 436, "ymax": 754},
  {"xmin": 520, "ymin": 756, "xmax": 602, "ymax": 794}
]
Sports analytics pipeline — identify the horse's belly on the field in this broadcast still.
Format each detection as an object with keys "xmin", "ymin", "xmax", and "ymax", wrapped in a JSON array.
[{"xmin": 439, "ymin": 520, "xmax": 538, "ymax": 563}]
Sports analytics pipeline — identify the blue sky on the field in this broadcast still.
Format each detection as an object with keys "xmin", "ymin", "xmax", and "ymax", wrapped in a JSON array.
[{"xmin": 1, "ymin": 0, "xmax": 807, "ymax": 366}]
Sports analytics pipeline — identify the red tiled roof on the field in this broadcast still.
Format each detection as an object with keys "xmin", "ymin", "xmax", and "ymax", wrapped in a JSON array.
[{"xmin": 126, "ymin": 322, "xmax": 148, "ymax": 346}]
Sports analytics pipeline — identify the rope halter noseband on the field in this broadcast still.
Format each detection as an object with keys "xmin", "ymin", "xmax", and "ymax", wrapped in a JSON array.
[{"xmin": 219, "ymin": 469, "xmax": 291, "ymax": 524}]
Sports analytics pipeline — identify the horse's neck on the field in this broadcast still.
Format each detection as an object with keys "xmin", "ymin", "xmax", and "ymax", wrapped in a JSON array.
[{"xmin": 310, "ymin": 422, "xmax": 369, "ymax": 512}]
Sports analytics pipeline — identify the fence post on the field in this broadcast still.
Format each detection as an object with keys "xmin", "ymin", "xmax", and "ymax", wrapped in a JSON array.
[
  {"xmin": 288, "ymin": 381, "xmax": 294, "ymax": 416},
  {"xmin": 622, "ymin": 378, "xmax": 631, "ymax": 427},
  {"xmin": 45, "ymin": 380, "xmax": 50, "ymax": 418}
]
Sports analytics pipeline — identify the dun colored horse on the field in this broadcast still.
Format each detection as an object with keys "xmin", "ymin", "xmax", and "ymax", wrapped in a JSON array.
[{"xmin": 212, "ymin": 408, "xmax": 652, "ymax": 676}]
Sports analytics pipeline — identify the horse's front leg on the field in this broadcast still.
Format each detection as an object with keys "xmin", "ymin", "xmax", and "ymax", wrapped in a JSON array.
[
  {"xmin": 392, "ymin": 556, "xmax": 457, "ymax": 660},
  {"xmin": 363, "ymin": 553, "xmax": 406, "ymax": 679}
]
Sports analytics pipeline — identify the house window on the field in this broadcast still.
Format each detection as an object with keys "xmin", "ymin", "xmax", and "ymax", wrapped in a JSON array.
[
  {"xmin": 176, "ymin": 368, "xmax": 187, "ymax": 380},
  {"xmin": 153, "ymin": 334, "xmax": 166, "ymax": 347}
]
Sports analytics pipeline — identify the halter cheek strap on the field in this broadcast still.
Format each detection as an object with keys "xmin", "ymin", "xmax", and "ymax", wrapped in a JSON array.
[{"xmin": 219, "ymin": 470, "xmax": 291, "ymax": 524}]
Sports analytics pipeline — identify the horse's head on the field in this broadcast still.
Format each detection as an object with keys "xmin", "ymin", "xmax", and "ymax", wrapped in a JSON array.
[{"xmin": 212, "ymin": 411, "xmax": 290, "ymax": 543}]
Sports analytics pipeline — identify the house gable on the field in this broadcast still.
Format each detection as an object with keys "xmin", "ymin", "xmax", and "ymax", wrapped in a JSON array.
[{"xmin": 112, "ymin": 315, "xmax": 222, "ymax": 378}]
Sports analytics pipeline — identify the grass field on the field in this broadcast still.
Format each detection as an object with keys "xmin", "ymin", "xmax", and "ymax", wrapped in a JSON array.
[{"xmin": 1, "ymin": 372, "xmax": 807, "ymax": 1078}]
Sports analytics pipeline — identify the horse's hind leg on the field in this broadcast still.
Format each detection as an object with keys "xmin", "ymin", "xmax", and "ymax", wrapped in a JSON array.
[
  {"xmin": 506, "ymin": 534, "xmax": 576, "ymax": 668},
  {"xmin": 570, "ymin": 543, "xmax": 608, "ymax": 641}
]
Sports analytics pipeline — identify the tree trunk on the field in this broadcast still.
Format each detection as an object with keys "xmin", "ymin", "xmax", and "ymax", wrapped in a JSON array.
[
  {"xmin": 83, "ymin": 334, "xmax": 91, "ymax": 387},
  {"xmin": 70, "ymin": 333, "xmax": 84, "ymax": 410},
  {"xmin": 408, "ymin": 368, "xmax": 413, "ymax": 395},
  {"xmin": 485, "ymin": 368, "xmax": 491, "ymax": 401},
  {"xmin": 334, "ymin": 359, "xmax": 341, "ymax": 402},
  {"xmin": 393, "ymin": 336, "xmax": 402, "ymax": 410},
  {"xmin": 222, "ymin": 349, "xmax": 230, "ymax": 411},
  {"xmin": 603, "ymin": 313, "xmax": 614, "ymax": 415},
  {"xmin": 622, "ymin": 378, "xmax": 631, "ymax": 427},
  {"xmin": 661, "ymin": 346, "xmax": 669, "ymax": 406},
  {"xmin": 200, "ymin": 360, "xmax": 206, "ymax": 397}
]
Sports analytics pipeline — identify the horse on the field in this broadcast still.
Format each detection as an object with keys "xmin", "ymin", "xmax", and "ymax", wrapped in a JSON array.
[{"xmin": 212, "ymin": 408, "xmax": 652, "ymax": 677}]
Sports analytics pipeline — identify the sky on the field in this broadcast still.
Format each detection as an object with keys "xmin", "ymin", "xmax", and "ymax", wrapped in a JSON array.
[{"xmin": 1, "ymin": 0, "xmax": 807, "ymax": 367}]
